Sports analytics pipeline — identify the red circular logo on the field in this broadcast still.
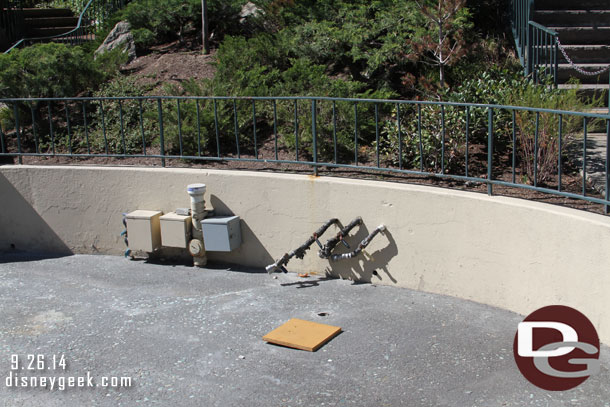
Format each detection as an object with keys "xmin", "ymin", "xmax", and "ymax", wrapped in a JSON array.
[{"xmin": 513, "ymin": 305, "xmax": 600, "ymax": 391}]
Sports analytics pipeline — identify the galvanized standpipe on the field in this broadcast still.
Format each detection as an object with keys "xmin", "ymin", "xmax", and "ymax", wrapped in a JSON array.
[{"xmin": 187, "ymin": 183, "xmax": 208, "ymax": 267}]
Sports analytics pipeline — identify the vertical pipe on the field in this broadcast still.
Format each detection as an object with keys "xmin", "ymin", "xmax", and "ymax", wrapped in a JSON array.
[
  {"xmin": 311, "ymin": 99, "xmax": 318, "ymax": 176},
  {"xmin": 196, "ymin": 100, "xmax": 202, "ymax": 156},
  {"xmin": 252, "ymin": 100, "xmax": 257, "ymax": 159},
  {"xmin": 583, "ymin": 117, "xmax": 588, "ymax": 196},
  {"xmin": 214, "ymin": 99, "xmax": 220, "ymax": 158},
  {"xmin": 558, "ymin": 114, "xmax": 563, "ymax": 192},
  {"xmin": 375, "ymin": 103, "xmax": 379, "ymax": 169},
  {"xmin": 83, "ymin": 102, "xmax": 90, "ymax": 154},
  {"xmin": 534, "ymin": 112, "xmax": 539, "ymax": 187},
  {"xmin": 465, "ymin": 106, "xmax": 470, "ymax": 178},
  {"xmin": 487, "ymin": 108, "xmax": 494, "ymax": 195},
  {"xmin": 100, "ymin": 100, "xmax": 107, "ymax": 155},
  {"xmin": 13, "ymin": 104, "xmax": 22, "ymax": 164},
  {"xmin": 354, "ymin": 102, "xmax": 358, "ymax": 166},
  {"xmin": 273, "ymin": 100, "xmax": 278, "ymax": 161},
  {"xmin": 233, "ymin": 99, "xmax": 240, "ymax": 159},
  {"xmin": 177, "ymin": 99, "xmax": 183, "ymax": 157},
  {"xmin": 157, "ymin": 99, "xmax": 165, "ymax": 167},
  {"xmin": 118, "ymin": 100, "xmax": 126, "ymax": 156},
  {"xmin": 31, "ymin": 105, "xmax": 38, "ymax": 154}
]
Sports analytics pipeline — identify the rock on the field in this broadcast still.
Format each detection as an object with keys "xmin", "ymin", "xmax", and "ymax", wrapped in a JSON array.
[
  {"xmin": 94, "ymin": 21, "xmax": 136, "ymax": 64},
  {"xmin": 239, "ymin": 2, "xmax": 262, "ymax": 24}
]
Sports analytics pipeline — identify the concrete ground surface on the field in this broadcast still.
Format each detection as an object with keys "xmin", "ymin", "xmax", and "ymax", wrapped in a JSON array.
[{"xmin": 0, "ymin": 254, "xmax": 608, "ymax": 407}]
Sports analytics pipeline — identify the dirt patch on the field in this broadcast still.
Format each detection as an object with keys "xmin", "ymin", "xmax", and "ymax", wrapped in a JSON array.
[{"xmin": 122, "ymin": 45, "xmax": 217, "ymax": 92}]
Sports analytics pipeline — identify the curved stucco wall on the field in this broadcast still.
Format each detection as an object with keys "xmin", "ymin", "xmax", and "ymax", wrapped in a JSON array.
[{"xmin": 1, "ymin": 165, "xmax": 610, "ymax": 343}]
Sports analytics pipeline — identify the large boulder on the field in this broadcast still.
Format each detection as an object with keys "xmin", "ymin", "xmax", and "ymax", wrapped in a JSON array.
[
  {"xmin": 94, "ymin": 21, "xmax": 136, "ymax": 64},
  {"xmin": 239, "ymin": 2, "xmax": 263, "ymax": 24}
]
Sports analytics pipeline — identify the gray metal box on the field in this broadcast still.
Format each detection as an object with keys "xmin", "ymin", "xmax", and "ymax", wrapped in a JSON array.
[{"xmin": 201, "ymin": 216, "xmax": 241, "ymax": 252}]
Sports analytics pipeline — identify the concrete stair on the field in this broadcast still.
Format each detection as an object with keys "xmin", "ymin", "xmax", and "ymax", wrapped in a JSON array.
[
  {"xmin": 533, "ymin": 0, "xmax": 610, "ymax": 94},
  {"xmin": 23, "ymin": 7, "xmax": 78, "ymax": 38}
]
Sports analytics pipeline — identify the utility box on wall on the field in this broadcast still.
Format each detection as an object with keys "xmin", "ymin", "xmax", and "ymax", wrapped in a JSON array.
[
  {"xmin": 202, "ymin": 216, "xmax": 241, "ymax": 252},
  {"xmin": 160, "ymin": 212, "xmax": 192, "ymax": 248},
  {"xmin": 125, "ymin": 210, "xmax": 162, "ymax": 252}
]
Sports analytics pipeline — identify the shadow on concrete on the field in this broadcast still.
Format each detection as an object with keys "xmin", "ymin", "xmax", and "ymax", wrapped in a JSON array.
[
  {"xmin": 0, "ymin": 173, "xmax": 72, "ymax": 262},
  {"xmin": 280, "ymin": 276, "xmax": 336, "ymax": 289},
  {"xmin": 0, "ymin": 251, "xmax": 73, "ymax": 264},
  {"xmin": 325, "ymin": 223, "xmax": 398, "ymax": 284},
  {"xmin": 206, "ymin": 194, "xmax": 274, "ymax": 273}
]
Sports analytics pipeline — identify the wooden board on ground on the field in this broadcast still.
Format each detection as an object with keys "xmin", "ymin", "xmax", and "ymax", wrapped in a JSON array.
[{"xmin": 263, "ymin": 318, "xmax": 342, "ymax": 352}]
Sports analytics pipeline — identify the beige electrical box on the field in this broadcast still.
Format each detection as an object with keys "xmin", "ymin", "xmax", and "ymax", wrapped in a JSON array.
[
  {"xmin": 160, "ymin": 212, "xmax": 192, "ymax": 248},
  {"xmin": 125, "ymin": 210, "xmax": 163, "ymax": 252}
]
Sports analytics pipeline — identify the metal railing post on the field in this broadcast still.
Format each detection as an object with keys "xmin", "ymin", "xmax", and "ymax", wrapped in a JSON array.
[
  {"xmin": 606, "ymin": 118, "xmax": 610, "ymax": 214},
  {"xmin": 311, "ymin": 99, "xmax": 318, "ymax": 176},
  {"xmin": 553, "ymin": 35, "xmax": 558, "ymax": 88},
  {"xmin": 487, "ymin": 107, "xmax": 493, "ymax": 195},
  {"xmin": 13, "ymin": 103, "xmax": 22, "ymax": 164},
  {"xmin": 157, "ymin": 98, "xmax": 165, "ymax": 167}
]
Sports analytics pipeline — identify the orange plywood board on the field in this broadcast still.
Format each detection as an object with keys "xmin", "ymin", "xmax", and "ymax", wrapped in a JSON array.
[{"xmin": 263, "ymin": 318, "xmax": 342, "ymax": 352}]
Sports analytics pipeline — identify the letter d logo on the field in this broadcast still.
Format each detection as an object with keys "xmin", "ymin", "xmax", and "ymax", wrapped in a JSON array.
[
  {"xmin": 517, "ymin": 322, "xmax": 577, "ymax": 357},
  {"xmin": 513, "ymin": 305, "xmax": 600, "ymax": 391}
]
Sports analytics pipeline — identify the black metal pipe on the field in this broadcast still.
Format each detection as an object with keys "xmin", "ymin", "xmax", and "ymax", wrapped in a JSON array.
[
  {"xmin": 318, "ymin": 216, "xmax": 362, "ymax": 259},
  {"xmin": 266, "ymin": 218, "xmax": 340, "ymax": 274},
  {"xmin": 330, "ymin": 225, "xmax": 386, "ymax": 261}
]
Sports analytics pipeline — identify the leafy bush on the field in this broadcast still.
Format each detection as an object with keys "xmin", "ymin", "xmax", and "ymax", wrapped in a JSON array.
[
  {"xmin": 87, "ymin": 76, "xmax": 155, "ymax": 154},
  {"xmin": 377, "ymin": 103, "xmax": 469, "ymax": 172},
  {"xmin": 507, "ymin": 79, "xmax": 597, "ymax": 185},
  {"xmin": 0, "ymin": 43, "xmax": 101, "ymax": 99}
]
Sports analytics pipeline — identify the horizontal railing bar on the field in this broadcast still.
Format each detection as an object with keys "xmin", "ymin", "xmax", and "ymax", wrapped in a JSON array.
[
  {"xmin": 1, "ymin": 96, "xmax": 608, "ymax": 119},
  {"xmin": 528, "ymin": 21, "xmax": 558, "ymax": 36}
]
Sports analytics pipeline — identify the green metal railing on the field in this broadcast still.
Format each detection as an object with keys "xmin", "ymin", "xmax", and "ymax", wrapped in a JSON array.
[
  {"xmin": 5, "ymin": 0, "xmax": 127, "ymax": 52},
  {"xmin": 0, "ymin": 0, "xmax": 24, "ymax": 51},
  {"xmin": 1, "ymin": 96, "xmax": 610, "ymax": 213},
  {"xmin": 511, "ymin": 0, "xmax": 533, "ymax": 67},
  {"xmin": 527, "ymin": 22, "xmax": 558, "ymax": 86},
  {"xmin": 511, "ymin": 0, "xmax": 559, "ymax": 85}
]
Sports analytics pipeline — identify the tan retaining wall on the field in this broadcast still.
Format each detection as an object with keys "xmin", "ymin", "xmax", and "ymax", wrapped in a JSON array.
[{"xmin": 1, "ymin": 165, "xmax": 609, "ymax": 343}]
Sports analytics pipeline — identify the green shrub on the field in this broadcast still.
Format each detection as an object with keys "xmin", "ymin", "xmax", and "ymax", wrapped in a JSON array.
[
  {"xmin": 86, "ymin": 76, "xmax": 155, "ymax": 154},
  {"xmin": 114, "ymin": 0, "xmax": 246, "ymax": 49},
  {"xmin": 0, "ymin": 43, "xmax": 101, "ymax": 99},
  {"xmin": 507, "ymin": 79, "xmax": 598, "ymax": 185},
  {"xmin": 377, "ymin": 103, "xmax": 469, "ymax": 172}
]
